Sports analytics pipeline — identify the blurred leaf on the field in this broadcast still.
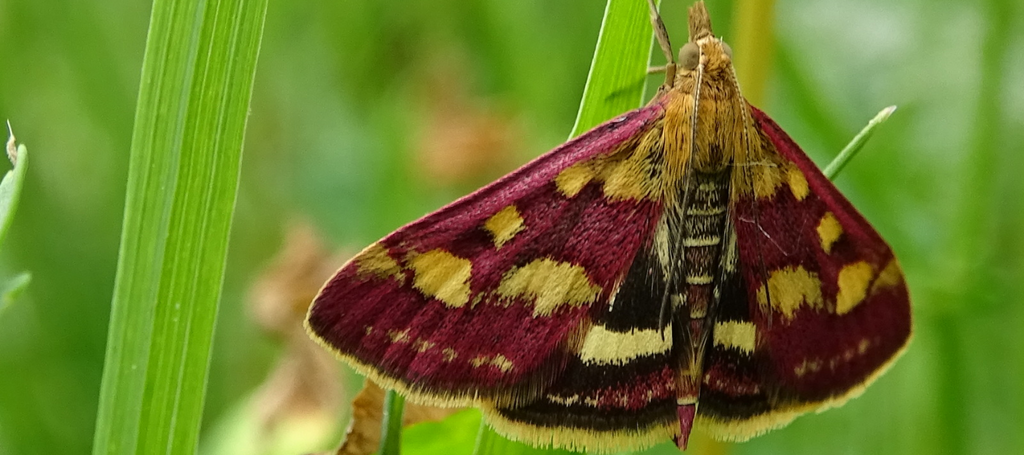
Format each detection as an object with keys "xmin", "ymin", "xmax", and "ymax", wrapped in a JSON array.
[
  {"xmin": 730, "ymin": 0, "xmax": 776, "ymax": 106},
  {"xmin": 402, "ymin": 409, "xmax": 480, "ymax": 455},
  {"xmin": 0, "ymin": 271, "xmax": 30, "ymax": 315},
  {"xmin": 198, "ymin": 387, "xmax": 338, "ymax": 455},
  {"xmin": 91, "ymin": 0, "xmax": 268, "ymax": 453},
  {"xmin": 0, "ymin": 125, "xmax": 31, "ymax": 316},
  {"xmin": 0, "ymin": 124, "xmax": 28, "ymax": 252},
  {"xmin": 341, "ymin": 384, "xmax": 394, "ymax": 455}
]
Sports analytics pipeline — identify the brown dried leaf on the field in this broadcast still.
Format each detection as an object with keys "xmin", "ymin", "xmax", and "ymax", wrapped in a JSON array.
[
  {"xmin": 249, "ymin": 223, "xmax": 460, "ymax": 455},
  {"xmin": 247, "ymin": 222, "xmax": 350, "ymax": 445},
  {"xmin": 251, "ymin": 221, "xmax": 346, "ymax": 336},
  {"xmin": 336, "ymin": 381, "xmax": 461, "ymax": 455}
]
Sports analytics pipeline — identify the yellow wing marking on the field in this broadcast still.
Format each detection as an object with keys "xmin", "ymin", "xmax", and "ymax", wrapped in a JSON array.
[
  {"xmin": 713, "ymin": 321, "xmax": 757, "ymax": 354},
  {"xmin": 470, "ymin": 354, "xmax": 514, "ymax": 373},
  {"xmin": 354, "ymin": 242, "xmax": 403, "ymax": 279},
  {"xmin": 816, "ymin": 211, "xmax": 843, "ymax": 254},
  {"xmin": 408, "ymin": 249, "xmax": 473, "ymax": 308},
  {"xmin": 496, "ymin": 258, "xmax": 601, "ymax": 316},
  {"xmin": 756, "ymin": 265, "xmax": 824, "ymax": 319},
  {"xmin": 555, "ymin": 162, "xmax": 597, "ymax": 198},
  {"xmin": 835, "ymin": 261, "xmax": 875, "ymax": 315},
  {"xmin": 786, "ymin": 165, "xmax": 809, "ymax": 201},
  {"xmin": 554, "ymin": 124, "xmax": 667, "ymax": 202},
  {"xmin": 483, "ymin": 205, "xmax": 525, "ymax": 248},
  {"xmin": 578, "ymin": 325, "xmax": 672, "ymax": 365},
  {"xmin": 871, "ymin": 258, "xmax": 904, "ymax": 294}
]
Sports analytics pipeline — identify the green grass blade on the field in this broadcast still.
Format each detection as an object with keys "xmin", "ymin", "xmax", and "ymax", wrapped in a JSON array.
[
  {"xmin": 569, "ymin": 0, "xmax": 658, "ymax": 138},
  {"xmin": 823, "ymin": 106, "xmax": 897, "ymax": 180},
  {"xmin": 92, "ymin": 0, "xmax": 268, "ymax": 453}
]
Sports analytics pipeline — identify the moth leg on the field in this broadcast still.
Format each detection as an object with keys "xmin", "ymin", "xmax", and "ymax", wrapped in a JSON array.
[{"xmin": 647, "ymin": 64, "xmax": 670, "ymax": 75}]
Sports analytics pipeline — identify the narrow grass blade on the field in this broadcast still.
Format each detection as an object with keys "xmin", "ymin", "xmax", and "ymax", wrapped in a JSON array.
[{"xmin": 823, "ymin": 106, "xmax": 897, "ymax": 180}]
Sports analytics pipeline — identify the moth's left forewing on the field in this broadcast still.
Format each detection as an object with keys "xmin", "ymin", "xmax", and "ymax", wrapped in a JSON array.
[
  {"xmin": 697, "ymin": 106, "xmax": 912, "ymax": 440},
  {"xmin": 308, "ymin": 106, "xmax": 668, "ymax": 410}
]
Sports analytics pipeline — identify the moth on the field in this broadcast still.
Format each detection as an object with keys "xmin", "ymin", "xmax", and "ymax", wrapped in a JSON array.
[{"xmin": 307, "ymin": 1, "xmax": 911, "ymax": 452}]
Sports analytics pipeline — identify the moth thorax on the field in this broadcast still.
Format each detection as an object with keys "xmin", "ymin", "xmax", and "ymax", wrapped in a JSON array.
[
  {"xmin": 689, "ymin": 142, "xmax": 730, "ymax": 173},
  {"xmin": 689, "ymin": 93, "xmax": 745, "ymax": 173}
]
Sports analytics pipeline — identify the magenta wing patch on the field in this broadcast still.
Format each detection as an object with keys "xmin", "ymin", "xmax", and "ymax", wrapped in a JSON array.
[{"xmin": 308, "ymin": 105, "xmax": 665, "ymax": 402}]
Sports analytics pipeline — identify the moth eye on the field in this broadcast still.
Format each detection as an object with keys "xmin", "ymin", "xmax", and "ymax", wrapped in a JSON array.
[
  {"xmin": 722, "ymin": 42, "xmax": 734, "ymax": 59},
  {"xmin": 679, "ymin": 42, "xmax": 700, "ymax": 70}
]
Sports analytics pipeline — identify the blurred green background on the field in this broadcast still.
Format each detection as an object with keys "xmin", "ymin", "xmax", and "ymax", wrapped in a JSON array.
[{"xmin": 0, "ymin": 0, "xmax": 1022, "ymax": 454}]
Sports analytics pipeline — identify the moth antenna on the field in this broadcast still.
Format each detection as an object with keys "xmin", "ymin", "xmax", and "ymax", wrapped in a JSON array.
[
  {"xmin": 658, "ymin": 164, "xmax": 694, "ymax": 343},
  {"xmin": 656, "ymin": 215, "xmax": 679, "ymax": 337},
  {"xmin": 647, "ymin": 0, "xmax": 673, "ymax": 62},
  {"xmin": 647, "ymin": 0, "xmax": 677, "ymax": 86},
  {"xmin": 657, "ymin": 262, "xmax": 673, "ymax": 337}
]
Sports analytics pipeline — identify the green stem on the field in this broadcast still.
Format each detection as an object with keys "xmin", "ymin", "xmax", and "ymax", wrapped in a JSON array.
[{"xmin": 379, "ymin": 391, "xmax": 406, "ymax": 455}]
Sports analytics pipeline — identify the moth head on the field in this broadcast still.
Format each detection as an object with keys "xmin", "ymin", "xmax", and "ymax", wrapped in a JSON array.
[
  {"xmin": 678, "ymin": 39, "xmax": 732, "ymax": 71},
  {"xmin": 680, "ymin": 2, "xmax": 734, "ymax": 75}
]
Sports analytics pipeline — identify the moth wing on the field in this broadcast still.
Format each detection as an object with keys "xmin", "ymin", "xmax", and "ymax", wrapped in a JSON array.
[
  {"xmin": 308, "ymin": 105, "xmax": 666, "ymax": 407},
  {"xmin": 483, "ymin": 245, "xmax": 683, "ymax": 452},
  {"xmin": 698, "ymin": 106, "xmax": 912, "ymax": 439}
]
